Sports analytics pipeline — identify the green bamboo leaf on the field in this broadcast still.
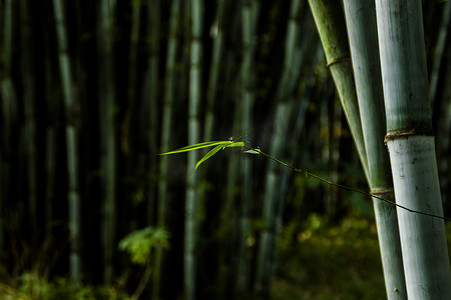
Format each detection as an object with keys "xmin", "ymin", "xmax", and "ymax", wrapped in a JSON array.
[
  {"xmin": 195, "ymin": 144, "xmax": 225, "ymax": 170},
  {"xmin": 159, "ymin": 141, "xmax": 231, "ymax": 155},
  {"xmin": 225, "ymin": 141, "xmax": 245, "ymax": 148}
]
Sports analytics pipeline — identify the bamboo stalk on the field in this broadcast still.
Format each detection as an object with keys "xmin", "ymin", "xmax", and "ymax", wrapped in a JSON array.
[
  {"xmin": 429, "ymin": 0, "xmax": 451, "ymax": 106},
  {"xmin": 343, "ymin": 1, "xmax": 406, "ymax": 299},
  {"xmin": 376, "ymin": 0, "xmax": 451, "ymax": 298},
  {"xmin": 307, "ymin": 0, "xmax": 369, "ymax": 180},
  {"xmin": 19, "ymin": 0, "xmax": 39, "ymax": 248},
  {"xmin": 184, "ymin": 1, "xmax": 203, "ymax": 299},
  {"xmin": 237, "ymin": 0, "xmax": 259, "ymax": 297},
  {"xmin": 209, "ymin": 1, "xmax": 235, "ymax": 298},
  {"xmin": 255, "ymin": 0, "xmax": 304, "ymax": 296},
  {"xmin": 144, "ymin": 0, "xmax": 160, "ymax": 225},
  {"xmin": 98, "ymin": 0, "xmax": 117, "ymax": 285},
  {"xmin": 1, "ymin": 0, "xmax": 16, "ymax": 250},
  {"xmin": 154, "ymin": 0, "xmax": 179, "ymax": 297},
  {"xmin": 52, "ymin": 0, "xmax": 82, "ymax": 282}
]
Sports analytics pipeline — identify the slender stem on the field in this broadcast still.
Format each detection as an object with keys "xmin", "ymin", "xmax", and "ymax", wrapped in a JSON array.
[{"xmin": 242, "ymin": 145, "xmax": 451, "ymax": 221}]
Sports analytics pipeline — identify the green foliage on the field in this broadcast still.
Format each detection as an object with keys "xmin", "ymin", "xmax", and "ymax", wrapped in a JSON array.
[
  {"xmin": 118, "ymin": 227, "xmax": 170, "ymax": 265},
  {"xmin": 0, "ymin": 272, "xmax": 96, "ymax": 300},
  {"xmin": 0, "ymin": 272, "xmax": 135, "ymax": 300},
  {"xmin": 274, "ymin": 214, "xmax": 384, "ymax": 300},
  {"xmin": 159, "ymin": 140, "xmax": 245, "ymax": 170}
]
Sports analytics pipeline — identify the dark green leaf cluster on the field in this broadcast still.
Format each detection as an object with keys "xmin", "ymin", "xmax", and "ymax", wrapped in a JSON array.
[{"xmin": 118, "ymin": 227, "xmax": 170, "ymax": 265}]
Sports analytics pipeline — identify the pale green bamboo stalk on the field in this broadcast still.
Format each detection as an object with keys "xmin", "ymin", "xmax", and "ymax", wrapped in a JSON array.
[
  {"xmin": 437, "ymin": 46, "xmax": 451, "ymax": 205},
  {"xmin": 237, "ymin": 0, "xmax": 259, "ymax": 296},
  {"xmin": 184, "ymin": 1, "xmax": 203, "ymax": 299},
  {"xmin": 210, "ymin": 1, "xmax": 234, "ymax": 297},
  {"xmin": 154, "ymin": 0, "xmax": 178, "ymax": 297},
  {"xmin": 98, "ymin": 0, "xmax": 117, "ymax": 284},
  {"xmin": 45, "ymin": 128, "xmax": 55, "ymax": 234},
  {"xmin": 145, "ymin": 0, "xmax": 160, "ymax": 225},
  {"xmin": 343, "ymin": 1, "xmax": 406, "ymax": 299},
  {"xmin": 429, "ymin": 0, "xmax": 451, "ymax": 106},
  {"xmin": 122, "ymin": 0, "xmax": 142, "ymax": 156},
  {"xmin": 204, "ymin": 0, "xmax": 226, "ymax": 142},
  {"xmin": 255, "ymin": 1, "xmax": 303, "ymax": 296},
  {"xmin": 255, "ymin": 101, "xmax": 292, "ymax": 297},
  {"xmin": 144, "ymin": 0, "xmax": 162, "ymax": 298},
  {"xmin": 53, "ymin": 0, "xmax": 82, "ymax": 282},
  {"xmin": 158, "ymin": 0, "xmax": 179, "ymax": 231},
  {"xmin": 376, "ymin": 1, "xmax": 451, "ymax": 298},
  {"xmin": 19, "ymin": 0, "xmax": 38, "ymax": 248},
  {"xmin": 307, "ymin": 0, "xmax": 369, "ymax": 180},
  {"xmin": 328, "ymin": 95, "xmax": 341, "ymax": 215},
  {"xmin": 1, "ymin": 0, "xmax": 16, "ymax": 250}
]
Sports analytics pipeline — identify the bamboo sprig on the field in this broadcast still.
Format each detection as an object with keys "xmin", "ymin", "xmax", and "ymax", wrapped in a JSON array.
[{"xmin": 160, "ymin": 141, "xmax": 451, "ymax": 221}]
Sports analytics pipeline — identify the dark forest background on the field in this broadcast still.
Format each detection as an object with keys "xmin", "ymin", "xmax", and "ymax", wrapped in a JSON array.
[{"xmin": 1, "ymin": 0, "xmax": 451, "ymax": 299}]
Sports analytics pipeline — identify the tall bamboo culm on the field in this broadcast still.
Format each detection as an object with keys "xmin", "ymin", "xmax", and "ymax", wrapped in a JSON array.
[
  {"xmin": 19, "ymin": 0, "xmax": 39, "ymax": 248},
  {"xmin": 343, "ymin": 1, "xmax": 406, "ymax": 299},
  {"xmin": 52, "ymin": 0, "xmax": 82, "ymax": 282},
  {"xmin": 155, "ymin": 0, "xmax": 179, "ymax": 298},
  {"xmin": 307, "ymin": 0, "xmax": 369, "ymax": 180},
  {"xmin": 238, "ymin": 0, "xmax": 259, "ymax": 297},
  {"xmin": 1, "ymin": 0, "xmax": 16, "ymax": 251},
  {"xmin": 376, "ymin": 1, "xmax": 451, "ymax": 299},
  {"xmin": 184, "ymin": 1, "xmax": 203, "ymax": 299},
  {"xmin": 254, "ymin": 0, "xmax": 304, "ymax": 297},
  {"xmin": 98, "ymin": 0, "xmax": 117, "ymax": 285}
]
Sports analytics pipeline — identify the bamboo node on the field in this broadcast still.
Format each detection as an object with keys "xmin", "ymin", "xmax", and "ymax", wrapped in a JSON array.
[
  {"xmin": 384, "ymin": 128, "xmax": 433, "ymax": 142},
  {"xmin": 370, "ymin": 188, "xmax": 394, "ymax": 195},
  {"xmin": 326, "ymin": 56, "xmax": 351, "ymax": 67}
]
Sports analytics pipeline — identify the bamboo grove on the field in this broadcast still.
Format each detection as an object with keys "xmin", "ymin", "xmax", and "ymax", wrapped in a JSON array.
[{"xmin": 1, "ymin": 0, "xmax": 451, "ymax": 299}]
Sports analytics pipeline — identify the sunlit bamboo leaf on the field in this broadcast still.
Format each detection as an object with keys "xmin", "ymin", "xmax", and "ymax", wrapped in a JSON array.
[
  {"xmin": 159, "ymin": 141, "xmax": 231, "ymax": 155},
  {"xmin": 195, "ymin": 144, "xmax": 225, "ymax": 170},
  {"xmin": 225, "ymin": 141, "xmax": 245, "ymax": 148},
  {"xmin": 243, "ymin": 149, "xmax": 260, "ymax": 154}
]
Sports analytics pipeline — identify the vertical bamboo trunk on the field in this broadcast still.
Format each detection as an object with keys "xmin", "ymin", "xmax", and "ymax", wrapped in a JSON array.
[
  {"xmin": 52, "ymin": 0, "xmax": 82, "ymax": 282},
  {"xmin": 121, "ymin": 0, "xmax": 141, "ymax": 159},
  {"xmin": 144, "ymin": 0, "xmax": 160, "ymax": 226},
  {"xmin": 204, "ymin": 0, "xmax": 226, "ymax": 142},
  {"xmin": 376, "ymin": 1, "xmax": 451, "ymax": 298},
  {"xmin": 1, "ymin": 0, "xmax": 16, "ymax": 250},
  {"xmin": 255, "ymin": 0, "xmax": 303, "ymax": 296},
  {"xmin": 237, "ymin": 0, "xmax": 259, "ymax": 296},
  {"xmin": 19, "ymin": 0, "xmax": 39, "ymax": 248},
  {"xmin": 328, "ymin": 95, "xmax": 341, "ymax": 215},
  {"xmin": 98, "ymin": 0, "xmax": 117, "ymax": 285},
  {"xmin": 209, "ymin": 1, "xmax": 233, "ymax": 297},
  {"xmin": 343, "ymin": 1, "xmax": 407, "ymax": 299},
  {"xmin": 184, "ymin": 1, "xmax": 203, "ymax": 299},
  {"xmin": 155, "ymin": 0, "xmax": 179, "ymax": 297},
  {"xmin": 307, "ymin": 0, "xmax": 369, "ymax": 180},
  {"xmin": 436, "ymin": 44, "xmax": 451, "ymax": 206},
  {"xmin": 45, "ymin": 128, "xmax": 55, "ymax": 234},
  {"xmin": 429, "ymin": 0, "xmax": 451, "ymax": 107},
  {"xmin": 144, "ymin": 0, "xmax": 161, "ymax": 298}
]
